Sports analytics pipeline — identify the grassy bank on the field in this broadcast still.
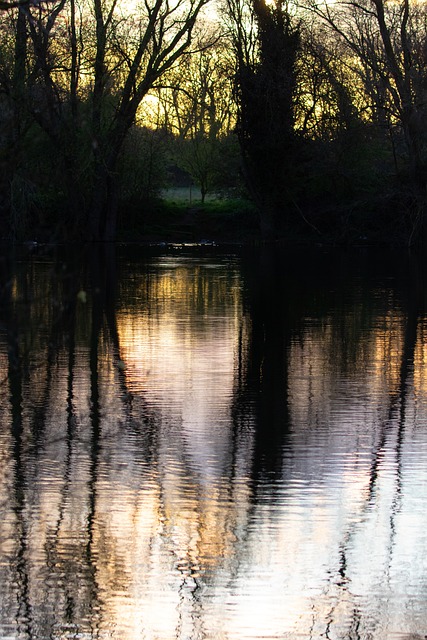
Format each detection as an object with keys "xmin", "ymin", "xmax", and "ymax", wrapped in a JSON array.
[{"xmin": 118, "ymin": 193, "xmax": 260, "ymax": 244}]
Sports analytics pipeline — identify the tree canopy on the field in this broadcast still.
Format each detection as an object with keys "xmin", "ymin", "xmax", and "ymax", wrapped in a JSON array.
[{"xmin": 1, "ymin": 0, "xmax": 427, "ymax": 244}]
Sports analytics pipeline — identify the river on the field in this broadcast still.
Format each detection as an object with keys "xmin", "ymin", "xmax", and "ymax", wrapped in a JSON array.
[{"xmin": 0, "ymin": 243, "xmax": 426, "ymax": 640}]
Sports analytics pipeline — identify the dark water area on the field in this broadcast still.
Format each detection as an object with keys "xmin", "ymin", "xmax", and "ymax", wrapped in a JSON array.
[{"xmin": 1, "ymin": 243, "xmax": 427, "ymax": 639}]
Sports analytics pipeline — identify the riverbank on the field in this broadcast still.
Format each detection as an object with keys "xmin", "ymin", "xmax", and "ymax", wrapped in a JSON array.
[
  {"xmin": 117, "ymin": 197, "xmax": 261, "ymax": 245},
  {"xmin": 116, "ymin": 191, "xmax": 412, "ymax": 247},
  {"xmin": 2, "ymin": 187, "xmax": 416, "ymax": 247}
]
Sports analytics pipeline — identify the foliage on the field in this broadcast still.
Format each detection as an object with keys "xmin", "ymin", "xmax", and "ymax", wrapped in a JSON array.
[
  {"xmin": 227, "ymin": 0, "xmax": 302, "ymax": 238},
  {"xmin": 2, "ymin": 0, "xmax": 427, "ymax": 244},
  {"xmin": 306, "ymin": 0, "xmax": 427, "ymax": 242},
  {"xmin": 0, "ymin": 0, "xmax": 210, "ymax": 241},
  {"xmin": 153, "ymin": 29, "xmax": 238, "ymax": 203},
  {"xmin": 118, "ymin": 126, "xmax": 169, "ymax": 219}
]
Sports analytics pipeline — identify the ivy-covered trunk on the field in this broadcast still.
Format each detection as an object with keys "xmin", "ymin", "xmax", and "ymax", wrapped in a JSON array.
[{"xmin": 233, "ymin": 0, "xmax": 300, "ymax": 240}]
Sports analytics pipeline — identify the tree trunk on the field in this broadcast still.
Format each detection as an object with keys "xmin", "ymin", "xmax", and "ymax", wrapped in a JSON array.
[
  {"xmin": 232, "ymin": 0, "xmax": 300, "ymax": 241},
  {"xmin": 90, "ymin": 164, "xmax": 119, "ymax": 241}
]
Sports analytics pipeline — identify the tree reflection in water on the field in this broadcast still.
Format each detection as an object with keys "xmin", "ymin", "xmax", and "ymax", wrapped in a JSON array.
[{"xmin": 0, "ymin": 245, "xmax": 427, "ymax": 639}]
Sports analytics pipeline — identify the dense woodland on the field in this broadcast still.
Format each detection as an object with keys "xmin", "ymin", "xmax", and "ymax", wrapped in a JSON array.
[{"xmin": 0, "ymin": 0, "xmax": 427, "ymax": 244}]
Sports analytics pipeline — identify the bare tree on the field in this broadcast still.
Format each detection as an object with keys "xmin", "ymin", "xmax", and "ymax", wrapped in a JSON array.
[
  {"xmin": 2, "ymin": 0, "xmax": 211, "ymax": 240},
  {"xmin": 308, "ymin": 0, "xmax": 427, "ymax": 219},
  {"xmin": 154, "ymin": 31, "xmax": 236, "ymax": 202},
  {"xmin": 296, "ymin": 24, "xmax": 364, "ymax": 140}
]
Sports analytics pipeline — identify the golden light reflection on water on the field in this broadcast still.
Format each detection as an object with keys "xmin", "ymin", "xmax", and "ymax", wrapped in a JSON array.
[
  {"xmin": 413, "ymin": 322, "xmax": 427, "ymax": 402},
  {"xmin": 81, "ymin": 258, "xmax": 254, "ymax": 637},
  {"xmin": 2, "ymin": 251, "xmax": 427, "ymax": 639}
]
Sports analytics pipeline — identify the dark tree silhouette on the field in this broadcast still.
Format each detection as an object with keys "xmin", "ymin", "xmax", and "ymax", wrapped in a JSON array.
[{"xmin": 228, "ymin": 0, "xmax": 301, "ymax": 239}]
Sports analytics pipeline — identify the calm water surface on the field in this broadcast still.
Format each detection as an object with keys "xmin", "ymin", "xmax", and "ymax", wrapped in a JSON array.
[{"xmin": 1, "ymin": 245, "xmax": 427, "ymax": 640}]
